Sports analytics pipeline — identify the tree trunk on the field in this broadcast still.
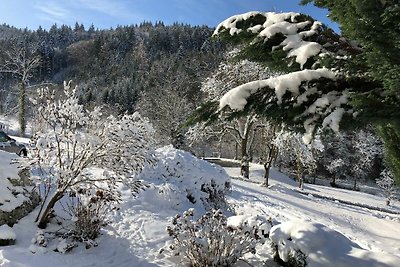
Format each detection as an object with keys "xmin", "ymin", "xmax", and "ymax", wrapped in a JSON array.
[
  {"xmin": 263, "ymin": 163, "xmax": 270, "ymax": 186},
  {"xmin": 36, "ymin": 190, "xmax": 64, "ymax": 229},
  {"xmin": 234, "ymin": 142, "xmax": 238, "ymax": 160},
  {"xmin": 263, "ymin": 146, "xmax": 277, "ymax": 187},
  {"xmin": 331, "ymin": 175, "xmax": 337, "ymax": 187},
  {"xmin": 240, "ymin": 138, "xmax": 249, "ymax": 178},
  {"xmin": 296, "ymin": 156, "xmax": 304, "ymax": 189},
  {"xmin": 19, "ymin": 82, "xmax": 26, "ymax": 136}
]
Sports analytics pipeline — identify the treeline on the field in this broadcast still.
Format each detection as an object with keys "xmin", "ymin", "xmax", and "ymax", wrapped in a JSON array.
[{"xmin": 0, "ymin": 21, "xmax": 224, "ymax": 114}]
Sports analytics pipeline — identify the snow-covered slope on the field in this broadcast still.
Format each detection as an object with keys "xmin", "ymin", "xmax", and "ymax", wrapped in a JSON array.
[
  {"xmin": 225, "ymin": 163, "xmax": 400, "ymax": 261},
  {"xmin": 0, "ymin": 156, "xmax": 399, "ymax": 266}
]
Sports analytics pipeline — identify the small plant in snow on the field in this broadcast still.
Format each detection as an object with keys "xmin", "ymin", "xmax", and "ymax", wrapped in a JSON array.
[
  {"xmin": 63, "ymin": 189, "xmax": 114, "ymax": 247},
  {"xmin": 377, "ymin": 169, "xmax": 397, "ymax": 206},
  {"xmin": 166, "ymin": 209, "xmax": 258, "ymax": 267},
  {"xmin": 200, "ymin": 179, "xmax": 230, "ymax": 209},
  {"xmin": 287, "ymin": 250, "xmax": 308, "ymax": 267}
]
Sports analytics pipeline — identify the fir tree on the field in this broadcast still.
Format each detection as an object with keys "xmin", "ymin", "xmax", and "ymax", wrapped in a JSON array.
[{"xmin": 192, "ymin": 7, "xmax": 400, "ymax": 184}]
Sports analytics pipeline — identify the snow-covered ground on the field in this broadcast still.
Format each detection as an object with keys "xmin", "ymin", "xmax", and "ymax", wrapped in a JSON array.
[
  {"xmin": 225, "ymin": 164, "xmax": 400, "ymax": 263},
  {"xmin": 0, "ymin": 154, "xmax": 399, "ymax": 266}
]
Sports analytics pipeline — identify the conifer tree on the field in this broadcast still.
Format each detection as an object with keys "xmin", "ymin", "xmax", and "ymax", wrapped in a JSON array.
[{"xmin": 191, "ymin": 3, "xmax": 400, "ymax": 184}]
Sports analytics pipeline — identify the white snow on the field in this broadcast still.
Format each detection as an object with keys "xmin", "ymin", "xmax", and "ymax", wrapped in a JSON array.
[
  {"xmin": 219, "ymin": 68, "xmax": 336, "ymax": 110},
  {"xmin": 219, "ymin": 68, "xmax": 341, "ymax": 143},
  {"xmin": 0, "ymin": 155, "xmax": 399, "ymax": 266},
  {"xmin": 214, "ymin": 12, "xmax": 324, "ymax": 69},
  {"xmin": 270, "ymin": 220, "xmax": 400, "ymax": 267},
  {"xmin": 0, "ymin": 150, "xmax": 29, "ymax": 212},
  {"xmin": 0, "ymin": 225, "xmax": 16, "ymax": 240}
]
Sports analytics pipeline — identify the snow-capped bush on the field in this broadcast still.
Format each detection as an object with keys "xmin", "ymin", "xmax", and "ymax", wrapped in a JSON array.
[
  {"xmin": 136, "ymin": 145, "xmax": 231, "ymax": 210},
  {"xmin": 25, "ymin": 84, "xmax": 155, "ymax": 228},
  {"xmin": 226, "ymin": 214, "xmax": 272, "ymax": 242},
  {"xmin": 29, "ymin": 230, "xmax": 48, "ymax": 254},
  {"xmin": 0, "ymin": 224, "xmax": 16, "ymax": 246},
  {"xmin": 269, "ymin": 220, "xmax": 400, "ymax": 267},
  {"xmin": 64, "ymin": 189, "xmax": 113, "ymax": 246},
  {"xmin": 166, "ymin": 209, "xmax": 259, "ymax": 267}
]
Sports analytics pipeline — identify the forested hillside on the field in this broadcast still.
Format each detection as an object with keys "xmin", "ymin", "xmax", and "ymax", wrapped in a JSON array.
[{"xmin": 0, "ymin": 22, "xmax": 223, "ymax": 127}]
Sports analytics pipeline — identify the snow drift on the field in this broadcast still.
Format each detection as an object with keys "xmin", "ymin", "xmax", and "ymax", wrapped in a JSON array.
[
  {"xmin": 136, "ymin": 145, "xmax": 231, "ymax": 210},
  {"xmin": 270, "ymin": 220, "xmax": 400, "ymax": 267}
]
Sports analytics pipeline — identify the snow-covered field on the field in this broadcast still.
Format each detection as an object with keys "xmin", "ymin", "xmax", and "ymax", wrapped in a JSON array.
[{"xmin": 0, "ymin": 152, "xmax": 399, "ymax": 266}]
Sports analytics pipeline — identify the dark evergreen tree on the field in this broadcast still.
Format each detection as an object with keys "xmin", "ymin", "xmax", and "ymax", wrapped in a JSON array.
[{"xmin": 190, "ymin": 6, "xmax": 400, "ymax": 184}]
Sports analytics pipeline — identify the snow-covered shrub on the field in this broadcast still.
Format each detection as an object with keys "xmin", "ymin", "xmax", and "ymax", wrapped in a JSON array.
[
  {"xmin": 226, "ymin": 214, "xmax": 272, "ymax": 242},
  {"xmin": 377, "ymin": 169, "xmax": 397, "ymax": 206},
  {"xmin": 0, "ymin": 224, "xmax": 16, "ymax": 246},
  {"xmin": 286, "ymin": 250, "xmax": 308, "ymax": 267},
  {"xmin": 269, "ymin": 220, "xmax": 400, "ymax": 267},
  {"xmin": 136, "ymin": 146, "xmax": 231, "ymax": 210},
  {"xmin": 29, "ymin": 230, "xmax": 48, "ymax": 254},
  {"xmin": 166, "ymin": 209, "xmax": 258, "ymax": 267},
  {"xmin": 64, "ymin": 189, "xmax": 114, "ymax": 246},
  {"xmin": 24, "ymin": 83, "xmax": 155, "ymax": 228}
]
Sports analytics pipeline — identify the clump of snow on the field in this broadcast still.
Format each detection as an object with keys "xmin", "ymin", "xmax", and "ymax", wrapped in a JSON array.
[
  {"xmin": 214, "ymin": 12, "xmax": 323, "ymax": 69},
  {"xmin": 136, "ymin": 145, "xmax": 231, "ymax": 210},
  {"xmin": 0, "ymin": 225, "xmax": 16, "ymax": 240},
  {"xmin": 219, "ymin": 68, "xmax": 344, "ymax": 143},
  {"xmin": 219, "ymin": 68, "xmax": 336, "ymax": 109},
  {"xmin": 270, "ymin": 220, "xmax": 400, "ymax": 267}
]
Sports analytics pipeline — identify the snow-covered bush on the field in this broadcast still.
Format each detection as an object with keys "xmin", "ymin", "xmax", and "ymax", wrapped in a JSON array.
[
  {"xmin": 25, "ymin": 83, "xmax": 155, "ymax": 228},
  {"xmin": 64, "ymin": 189, "xmax": 114, "ymax": 246},
  {"xmin": 0, "ymin": 224, "xmax": 16, "ymax": 246},
  {"xmin": 274, "ymin": 130, "xmax": 323, "ymax": 188},
  {"xmin": 377, "ymin": 169, "xmax": 397, "ymax": 206},
  {"xmin": 226, "ymin": 214, "xmax": 272, "ymax": 241},
  {"xmin": 166, "ymin": 209, "xmax": 259, "ymax": 267},
  {"xmin": 269, "ymin": 220, "xmax": 400, "ymax": 267},
  {"xmin": 136, "ymin": 146, "xmax": 231, "ymax": 210},
  {"xmin": 326, "ymin": 158, "xmax": 345, "ymax": 186}
]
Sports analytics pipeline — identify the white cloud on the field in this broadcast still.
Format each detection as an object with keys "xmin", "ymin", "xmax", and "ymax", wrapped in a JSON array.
[
  {"xmin": 35, "ymin": 2, "xmax": 69, "ymax": 19},
  {"xmin": 77, "ymin": 0, "xmax": 144, "ymax": 20}
]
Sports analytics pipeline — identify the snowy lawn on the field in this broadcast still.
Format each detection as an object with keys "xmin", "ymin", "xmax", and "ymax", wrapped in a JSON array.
[{"xmin": 0, "ymin": 154, "xmax": 399, "ymax": 266}]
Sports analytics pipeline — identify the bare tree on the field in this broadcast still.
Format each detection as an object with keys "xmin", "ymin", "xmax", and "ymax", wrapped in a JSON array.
[
  {"xmin": 0, "ymin": 40, "xmax": 41, "ymax": 135},
  {"xmin": 24, "ymin": 83, "xmax": 155, "ymax": 228},
  {"xmin": 187, "ymin": 52, "xmax": 279, "ymax": 178}
]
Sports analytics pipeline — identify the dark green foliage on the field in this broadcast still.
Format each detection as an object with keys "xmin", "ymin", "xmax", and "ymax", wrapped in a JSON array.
[
  {"xmin": 301, "ymin": 0, "xmax": 400, "ymax": 184},
  {"xmin": 376, "ymin": 123, "xmax": 400, "ymax": 184},
  {"xmin": 184, "ymin": 100, "xmax": 220, "ymax": 127},
  {"xmin": 194, "ymin": 6, "xmax": 400, "ymax": 184}
]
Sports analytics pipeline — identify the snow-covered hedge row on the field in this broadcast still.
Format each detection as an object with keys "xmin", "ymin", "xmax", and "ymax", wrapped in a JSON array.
[
  {"xmin": 136, "ymin": 145, "xmax": 231, "ymax": 210},
  {"xmin": 270, "ymin": 220, "xmax": 400, "ymax": 267}
]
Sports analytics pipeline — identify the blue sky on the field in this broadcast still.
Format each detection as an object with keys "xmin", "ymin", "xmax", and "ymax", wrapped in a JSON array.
[{"xmin": 0, "ymin": 0, "xmax": 338, "ymax": 31}]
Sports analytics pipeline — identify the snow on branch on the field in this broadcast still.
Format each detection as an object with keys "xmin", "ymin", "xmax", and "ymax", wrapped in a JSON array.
[
  {"xmin": 218, "ymin": 68, "xmax": 348, "ymax": 143},
  {"xmin": 214, "ymin": 12, "xmax": 327, "ymax": 69}
]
